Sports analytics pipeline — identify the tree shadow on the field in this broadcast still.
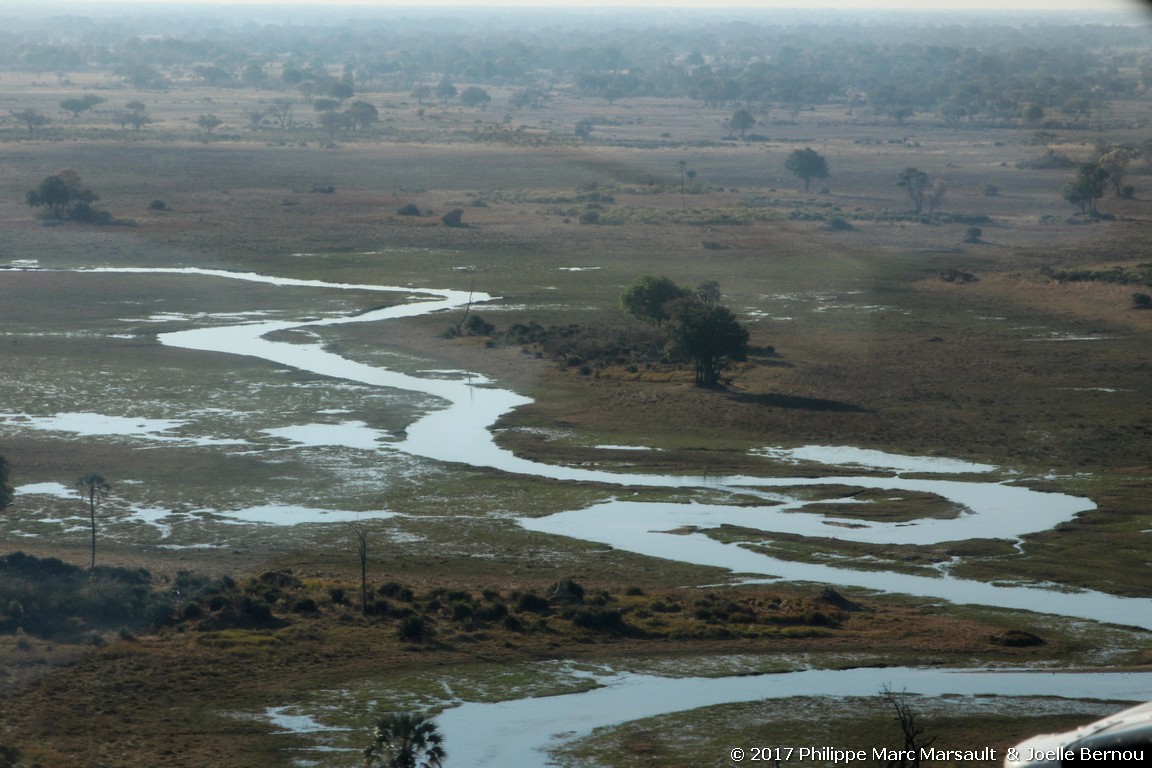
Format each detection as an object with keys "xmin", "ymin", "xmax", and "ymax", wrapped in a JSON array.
[{"xmin": 730, "ymin": 391, "xmax": 868, "ymax": 412}]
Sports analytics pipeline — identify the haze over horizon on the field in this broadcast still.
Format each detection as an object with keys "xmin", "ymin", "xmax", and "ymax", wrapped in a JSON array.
[{"xmin": 47, "ymin": 0, "xmax": 1152, "ymax": 12}]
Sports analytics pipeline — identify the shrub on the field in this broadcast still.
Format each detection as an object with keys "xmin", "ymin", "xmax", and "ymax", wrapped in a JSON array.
[
  {"xmin": 578, "ymin": 209, "xmax": 600, "ymax": 225},
  {"xmin": 291, "ymin": 597, "xmax": 319, "ymax": 614},
  {"xmin": 441, "ymin": 208, "xmax": 465, "ymax": 227},
  {"xmin": 464, "ymin": 314, "xmax": 494, "ymax": 336},
  {"xmin": 379, "ymin": 582, "xmax": 414, "ymax": 601},
  {"xmin": 989, "ymin": 629, "xmax": 1044, "ymax": 647},
  {"xmin": 516, "ymin": 592, "xmax": 551, "ymax": 613},
  {"xmin": 397, "ymin": 615, "xmax": 432, "ymax": 643},
  {"xmin": 550, "ymin": 578, "xmax": 585, "ymax": 603},
  {"xmin": 571, "ymin": 607, "xmax": 627, "ymax": 634},
  {"xmin": 474, "ymin": 603, "xmax": 507, "ymax": 622},
  {"xmin": 396, "ymin": 203, "xmax": 421, "ymax": 216},
  {"xmin": 149, "ymin": 199, "xmax": 167, "ymax": 210},
  {"xmin": 1132, "ymin": 292, "xmax": 1152, "ymax": 309}
]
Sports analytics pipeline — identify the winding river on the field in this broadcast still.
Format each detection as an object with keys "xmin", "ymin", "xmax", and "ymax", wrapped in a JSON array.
[
  {"xmin": 14, "ymin": 267, "xmax": 1151, "ymax": 765},
  {"xmin": 94, "ymin": 266, "xmax": 1147, "ymax": 630}
]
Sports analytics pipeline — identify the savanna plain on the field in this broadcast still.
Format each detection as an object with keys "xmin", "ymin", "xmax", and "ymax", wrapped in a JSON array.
[{"xmin": 0, "ymin": 5, "xmax": 1150, "ymax": 767}]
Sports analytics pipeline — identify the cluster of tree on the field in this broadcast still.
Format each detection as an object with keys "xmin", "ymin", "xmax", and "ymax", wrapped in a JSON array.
[
  {"xmin": 897, "ymin": 167, "xmax": 948, "ymax": 215},
  {"xmin": 25, "ymin": 170, "xmax": 109, "ymax": 222},
  {"xmin": 621, "ymin": 276, "xmax": 750, "ymax": 387},
  {"xmin": 0, "ymin": 551, "xmax": 162, "ymax": 640},
  {"xmin": 1061, "ymin": 146, "xmax": 1136, "ymax": 216},
  {"xmin": 3, "ymin": 12, "xmax": 1145, "ymax": 130}
]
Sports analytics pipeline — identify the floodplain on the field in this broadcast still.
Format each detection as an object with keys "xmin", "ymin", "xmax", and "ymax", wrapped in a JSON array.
[{"xmin": 0, "ymin": 5, "xmax": 1150, "ymax": 767}]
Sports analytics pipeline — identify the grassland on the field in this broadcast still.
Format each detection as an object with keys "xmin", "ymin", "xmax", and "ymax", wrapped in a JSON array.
[{"xmin": 0, "ymin": 58, "xmax": 1150, "ymax": 767}]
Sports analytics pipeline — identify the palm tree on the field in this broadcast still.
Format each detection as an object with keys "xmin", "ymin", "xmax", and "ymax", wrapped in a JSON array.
[
  {"xmin": 363, "ymin": 712, "xmax": 446, "ymax": 768},
  {"xmin": 76, "ymin": 473, "xmax": 110, "ymax": 570}
]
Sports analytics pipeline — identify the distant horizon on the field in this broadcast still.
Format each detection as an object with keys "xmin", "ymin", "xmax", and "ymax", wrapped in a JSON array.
[{"xmin": 44, "ymin": 0, "xmax": 1152, "ymax": 12}]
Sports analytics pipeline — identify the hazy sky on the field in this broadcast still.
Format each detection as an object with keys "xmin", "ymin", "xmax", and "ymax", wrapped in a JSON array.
[{"xmin": 63, "ymin": 0, "xmax": 1146, "ymax": 10}]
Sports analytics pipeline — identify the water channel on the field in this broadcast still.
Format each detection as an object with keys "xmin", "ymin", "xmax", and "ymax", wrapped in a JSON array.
[
  {"xmin": 107, "ymin": 266, "xmax": 1147, "ymax": 630},
  {"xmin": 12, "ymin": 267, "xmax": 1151, "ymax": 765}
]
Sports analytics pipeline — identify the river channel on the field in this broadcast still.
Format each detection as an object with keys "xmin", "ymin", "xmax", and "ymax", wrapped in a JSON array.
[
  {"xmin": 13, "ymin": 267, "xmax": 1151, "ymax": 766},
  {"xmin": 108, "ymin": 266, "xmax": 1147, "ymax": 630}
]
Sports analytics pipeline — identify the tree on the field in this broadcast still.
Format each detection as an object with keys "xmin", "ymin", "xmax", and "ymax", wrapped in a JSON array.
[
  {"xmin": 665, "ymin": 297, "xmax": 750, "ymax": 387},
  {"xmin": 267, "ymin": 98, "xmax": 295, "ymax": 130},
  {"xmin": 26, "ymin": 171, "xmax": 98, "ymax": 220},
  {"xmin": 696, "ymin": 280, "xmax": 721, "ymax": 307},
  {"xmin": 0, "ymin": 455, "xmax": 13, "ymax": 511},
  {"xmin": 312, "ymin": 97, "xmax": 341, "ymax": 114},
  {"xmin": 897, "ymin": 167, "xmax": 929, "ymax": 214},
  {"xmin": 620, "ymin": 275, "xmax": 690, "ymax": 328},
  {"xmin": 195, "ymin": 65, "xmax": 233, "ymax": 87},
  {"xmin": 347, "ymin": 100, "xmax": 379, "ymax": 130},
  {"xmin": 363, "ymin": 712, "xmax": 446, "ymax": 768},
  {"xmin": 196, "ymin": 114, "xmax": 223, "ymax": 135},
  {"xmin": 678, "ymin": 159, "xmax": 689, "ymax": 211},
  {"xmin": 115, "ymin": 101, "xmax": 153, "ymax": 132},
  {"xmin": 784, "ymin": 147, "xmax": 829, "ymax": 192},
  {"xmin": 434, "ymin": 78, "xmax": 457, "ymax": 103},
  {"xmin": 60, "ymin": 94, "xmax": 103, "ymax": 119},
  {"xmin": 926, "ymin": 179, "xmax": 947, "ymax": 214},
  {"xmin": 1097, "ymin": 147, "xmax": 1133, "ymax": 197},
  {"xmin": 1021, "ymin": 102, "xmax": 1045, "ymax": 125},
  {"xmin": 324, "ymin": 80, "xmax": 354, "ymax": 100},
  {"xmin": 510, "ymin": 87, "xmax": 548, "ymax": 110},
  {"xmin": 319, "ymin": 110, "xmax": 351, "ymax": 137},
  {"xmin": 459, "ymin": 86, "xmax": 491, "ymax": 109},
  {"xmin": 76, "ymin": 473, "xmax": 111, "ymax": 570},
  {"xmin": 11, "ymin": 108, "xmax": 50, "ymax": 137},
  {"xmin": 879, "ymin": 685, "xmax": 937, "ymax": 768},
  {"xmin": 353, "ymin": 525, "xmax": 369, "ymax": 616},
  {"xmin": 1063, "ymin": 162, "xmax": 1109, "ymax": 216},
  {"xmin": 729, "ymin": 107, "xmax": 755, "ymax": 138}
]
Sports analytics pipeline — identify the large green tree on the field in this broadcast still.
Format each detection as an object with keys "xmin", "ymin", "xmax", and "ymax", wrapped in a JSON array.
[
  {"xmin": 60, "ymin": 94, "xmax": 103, "ymax": 119},
  {"xmin": 76, "ymin": 473, "xmax": 111, "ymax": 570},
  {"xmin": 363, "ymin": 713, "xmax": 446, "ymax": 768},
  {"xmin": 459, "ymin": 86, "xmax": 491, "ymax": 109},
  {"xmin": 1063, "ymin": 163, "xmax": 1109, "ymax": 216},
  {"xmin": 729, "ymin": 107, "xmax": 755, "ymax": 138},
  {"xmin": 784, "ymin": 147, "xmax": 829, "ymax": 192},
  {"xmin": 26, "ymin": 170, "xmax": 98, "ymax": 220},
  {"xmin": 620, "ymin": 275, "xmax": 690, "ymax": 328},
  {"xmin": 666, "ymin": 297, "xmax": 750, "ymax": 387}
]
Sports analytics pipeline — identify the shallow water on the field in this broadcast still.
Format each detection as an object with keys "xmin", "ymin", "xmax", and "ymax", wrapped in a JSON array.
[
  {"xmin": 265, "ymin": 665, "xmax": 1150, "ymax": 768},
  {"xmin": 9, "ymin": 266, "xmax": 1150, "ymax": 628},
  {"xmin": 20, "ymin": 266, "xmax": 1149, "ymax": 765},
  {"xmin": 435, "ymin": 666, "xmax": 1150, "ymax": 768}
]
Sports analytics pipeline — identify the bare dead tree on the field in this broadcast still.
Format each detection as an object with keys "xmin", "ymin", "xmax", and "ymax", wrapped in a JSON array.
[
  {"xmin": 353, "ymin": 525, "xmax": 369, "ymax": 615},
  {"xmin": 451, "ymin": 279, "xmax": 476, "ymax": 336},
  {"xmin": 880, "ymin": 684, "xmax": 937, "ymax": 768}
]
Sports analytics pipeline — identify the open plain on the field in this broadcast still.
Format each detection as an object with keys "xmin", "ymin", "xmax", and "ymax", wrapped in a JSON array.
[{"xmin": 0, "ymin": 6, "xmax": 1150, "ymax": 767}]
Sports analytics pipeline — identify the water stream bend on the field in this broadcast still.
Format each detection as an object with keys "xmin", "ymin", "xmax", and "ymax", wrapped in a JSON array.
[{"xmin": 73, "ymin": 268, "xmax": 1152, "ymax": 629}]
